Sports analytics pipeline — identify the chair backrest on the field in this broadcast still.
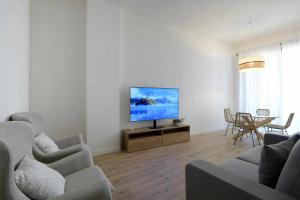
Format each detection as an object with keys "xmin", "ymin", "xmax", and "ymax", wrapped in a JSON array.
[
  {"xmin": 224, "ymin": 108, "xmax": 234, "ymax": 122},
  {"xmin": 0, "ymin": 121, "xmax": 34, "ymax": 200},
  {"xmin": 256, "ymin": 109, "xmax": 270, "ymax": 116},
  {"xmin": 235, "ymin": 112, "xmax": 255, "ymax": 130},
  {"xmin": 285, "ymin": 113, "xmax": 295, "ymax": 129},
  {"xmin": 11, "ymin": 112, "xmax": 45, "ymax": 137}
]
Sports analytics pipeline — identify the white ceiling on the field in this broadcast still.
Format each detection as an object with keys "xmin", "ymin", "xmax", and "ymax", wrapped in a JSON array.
[{"xmin": 113, "ymin": 0, "xmax": 300, "ymax": 44}]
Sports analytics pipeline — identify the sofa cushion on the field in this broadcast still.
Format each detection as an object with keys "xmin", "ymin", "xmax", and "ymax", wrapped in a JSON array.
[
  {"xmin": 236, "ymin": 145, "xmax": 262, "ymax": 165},
  {"xmin": 276, "ymin": 140, "xmax": 300, "ymax": 199},
  {"xmin": 65, "ymin": 166, "xmax": 113, "ymax": 193},
  {"xmin": 259, "ymin": 134, "xmax": 300, "ymax": 188},
  {"xmin": 220, "ymin": 158, "xmax": 258, "ymax": 182}
]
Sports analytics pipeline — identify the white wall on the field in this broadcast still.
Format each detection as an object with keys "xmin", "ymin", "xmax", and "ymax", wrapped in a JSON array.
[
  {"xmin": 120, "ymin": 10, "xmax": 235, "ymax": 134},
  {"xmin": 30, "ymin": 0, "xmax": 86, "ymax": 140},
  {"xmin": 86, "ymin": 0, "xmax": 120, "ymax": 154},
  {"xmin": 29, "ymin": 0, "xmax": 234, "ymax": 155},
  {"xmin": 86, "ymin": 3, "xmax": 234, "ymax": 154},
  {"xmin": 0, "ymin": 0, "xmax": 29, "ymax": 121}
]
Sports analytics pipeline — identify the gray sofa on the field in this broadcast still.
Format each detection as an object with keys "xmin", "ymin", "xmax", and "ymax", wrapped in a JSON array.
[
  {"xmin": 0, "ymin": 121, "xmax": 113, "ymax": 200},
  {"xmin": 186, "ymin": 133, "xmax": 297, "ymax": 200},
  {"xmin": 11, "ymin": 112, "xmax": 89, "ymax": 163}
]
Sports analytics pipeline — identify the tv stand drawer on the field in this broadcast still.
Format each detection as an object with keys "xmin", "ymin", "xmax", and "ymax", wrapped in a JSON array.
[
  {"xmin": 127, "ymin": 136, "xmax": 162, "ymax": 152},
  {"xmin": 122, "ymin": 124, "xmax": 190, "ymax": 152},
  {"xmin": 163, "ymin": 131, "xmax": 190, "ymax": 145}
]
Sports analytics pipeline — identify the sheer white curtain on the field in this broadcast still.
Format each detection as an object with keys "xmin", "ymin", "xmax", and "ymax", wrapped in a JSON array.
[
  {"xmin": 281, "ymin": 40, "xmax": 300, "ymax": 133},
  {"xmin": 239, "ymin": 40, "xmax": 300, "ymax": 133},
  {"xmin": 239, "ymin": 45, "xmax": 282, "ymax": 117}
]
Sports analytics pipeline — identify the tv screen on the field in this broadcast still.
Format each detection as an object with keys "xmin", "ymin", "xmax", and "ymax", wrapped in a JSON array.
[{"xmin": 130, "ymin": 87, "xmax": 179, "ymax": 122}]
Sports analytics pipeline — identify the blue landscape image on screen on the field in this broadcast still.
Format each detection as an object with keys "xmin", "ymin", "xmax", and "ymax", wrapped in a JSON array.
[{"xmin": 130, "ymin": 87, "xmax": 179, "ymax": 121}]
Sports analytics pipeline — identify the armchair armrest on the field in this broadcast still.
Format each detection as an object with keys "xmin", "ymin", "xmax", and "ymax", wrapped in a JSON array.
[
  {"xmin": 52, "ymin": 178, "xmax": 112, "ymax": 200},
  {"xmin": 264, "ymin": 133, "xmax": 289, "ymax": 145},
  {"xmin": 33, "ymin": 143, "xmax": 87, "ymax": 164},
  {"xmin": 186, "ymin": 160, "xmax": 295, "ymax": 200},
  {"xmin": 48, "ymin": 149, "xmax": 93, "ymax": 176},
  {"xmin": 55, "ymin": 133, "xmax": 84, "ymax": 149}
]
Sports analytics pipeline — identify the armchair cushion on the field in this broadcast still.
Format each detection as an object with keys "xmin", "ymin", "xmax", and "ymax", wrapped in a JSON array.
[
  {"xmin": 35, "ymin": 133, "xmax": 60, "ymax": 154},
  {"xmin": 259, "ymin": 134, "xmax": 300, "ymax": 188},
  {"xmin": 15, "ymin": 156, "xmax": 65, "ymax": 200}
]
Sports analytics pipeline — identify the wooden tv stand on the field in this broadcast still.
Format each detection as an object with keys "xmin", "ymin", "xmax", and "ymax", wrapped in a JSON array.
[{"xmin": 122, "ymin": 124, "xmax": 190, "ymax": 152}]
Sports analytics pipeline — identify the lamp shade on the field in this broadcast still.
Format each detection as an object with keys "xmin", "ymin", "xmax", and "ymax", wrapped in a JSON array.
[{"xmin": 239, "ymin": 56, "xmax": 265, "ymax": 71}]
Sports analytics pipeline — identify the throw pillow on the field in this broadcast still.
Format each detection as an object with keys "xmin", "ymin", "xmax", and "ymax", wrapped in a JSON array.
[
  {"xmin": 276, "ymin": 139, "xmax": 300, "ymax": 199},
  {"xmin": 259, "ymin": 134, "xmax": 300, "ymax": 188},
  {"xmin": 35, "ymin": 133, "xmax": 60, "ymax": 154},
  {"xmin": 15, "ymin": 156, "xmax": 65, "ymax": 200}
]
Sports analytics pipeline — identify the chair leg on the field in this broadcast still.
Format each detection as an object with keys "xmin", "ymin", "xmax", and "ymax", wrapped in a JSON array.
[
  {"xmin": 225, "ymin": 123, "xmax": 230, "ymax": 136},
  {"xmin": 256, "ymin": 133, "xmax": 261, "ymax": 145},
  {"xmin": 231, "ymin": 125, "xmax": 234, "ymax": 135},
  {"xmin": 234, "ymin": 130, "xmax": 241, "ymax": 145},
  {"xmin": 285, "ymin": 129, "xmax": 288, "ymax": 135},
  {"xmin": 251, "ymin": 133, "xmax": 255, "ymax": 147}
]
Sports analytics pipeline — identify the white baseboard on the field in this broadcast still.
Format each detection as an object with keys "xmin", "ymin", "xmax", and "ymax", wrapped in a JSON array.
[
  {"xmin": 92, "ymin": 146, "xmax": 121, "ymax": 156},
  {"xmin": 191, "ymin": 128, "xmax": 225, "ymax": 135}
]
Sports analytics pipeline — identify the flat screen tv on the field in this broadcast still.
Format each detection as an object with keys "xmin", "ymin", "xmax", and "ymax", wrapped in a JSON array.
[{"xmin": 130, "ymin": 87, "xmax": 179, "ymax": 128}]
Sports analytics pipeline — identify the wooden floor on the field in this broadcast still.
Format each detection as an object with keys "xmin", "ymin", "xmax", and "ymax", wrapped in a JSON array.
[{"xmin": 94, "ymin": 130, "xmax": 253, "ymax": 200}]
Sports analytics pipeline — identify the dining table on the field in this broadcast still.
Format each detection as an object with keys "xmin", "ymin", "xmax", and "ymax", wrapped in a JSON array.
[{"xmin": 232, "ymin": 116, "xmax": 277, "ymax": 142}]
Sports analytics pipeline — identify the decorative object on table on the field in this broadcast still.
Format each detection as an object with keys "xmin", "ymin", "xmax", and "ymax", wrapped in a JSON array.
[
  {"xmin": 173, "ymin": 117, "xmax": 185, "ymax": 126},
  {"xmin": 266, "ymin": 113, "xmax": 295, "ymax": 135},
  {"xmin": 224, "ymin": 108, "xmax": 235, "ymax": 136}
]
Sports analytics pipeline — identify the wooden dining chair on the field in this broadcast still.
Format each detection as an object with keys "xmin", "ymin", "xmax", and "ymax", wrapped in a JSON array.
[
  {"xmin": 256, "ymin": 108, "xmax": 270, "ymax": 132},
  {"xmin": 266, "ymin": 113, "xmax": 295, "ymax": 135},
  {"xmin": 224, "ymin": 108, "xmax": 235, "ymax": 136},
  {"xmin": 233, "ymin": 112, "xmax": 261, "ymax": 147},
  {"xmin": 256, "ymin": 108, "xmax": 270, "ymax": 117}
]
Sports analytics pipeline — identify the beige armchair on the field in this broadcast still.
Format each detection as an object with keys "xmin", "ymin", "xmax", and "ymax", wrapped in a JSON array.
[
  {"xmin": 0, "ymin": 121, "xmax": 113, "ymax": 200},
  {"xmin": 11, "ymin": 112, "xmax": 89, "ymax": 163}
]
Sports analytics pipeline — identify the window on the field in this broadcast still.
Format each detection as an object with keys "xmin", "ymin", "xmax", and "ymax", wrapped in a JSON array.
[{"xmin": 239, "ymin": 40, "xmax": 300, "ymax": 133}]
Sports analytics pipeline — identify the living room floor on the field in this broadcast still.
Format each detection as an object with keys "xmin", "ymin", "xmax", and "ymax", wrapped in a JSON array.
[{"xmin": 94, "ymin": 131, "xmax": 253, "ymax": 200}]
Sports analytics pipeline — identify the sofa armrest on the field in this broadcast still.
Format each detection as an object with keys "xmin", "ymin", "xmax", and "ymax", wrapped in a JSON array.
[
  {"xmin": 48, "ymin": 149, "xmax": 93, "ymax": 177},
  {"xmin": 264, "ymin": 133, "xmax": 289, "ymax": 145},
  {"xmin": 186, "ymin": 160, "xmax": 296, "ymax": 200},
  {"xmin": 55, "ymin": 133, "xmax": 84, "ymax": 149}
]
